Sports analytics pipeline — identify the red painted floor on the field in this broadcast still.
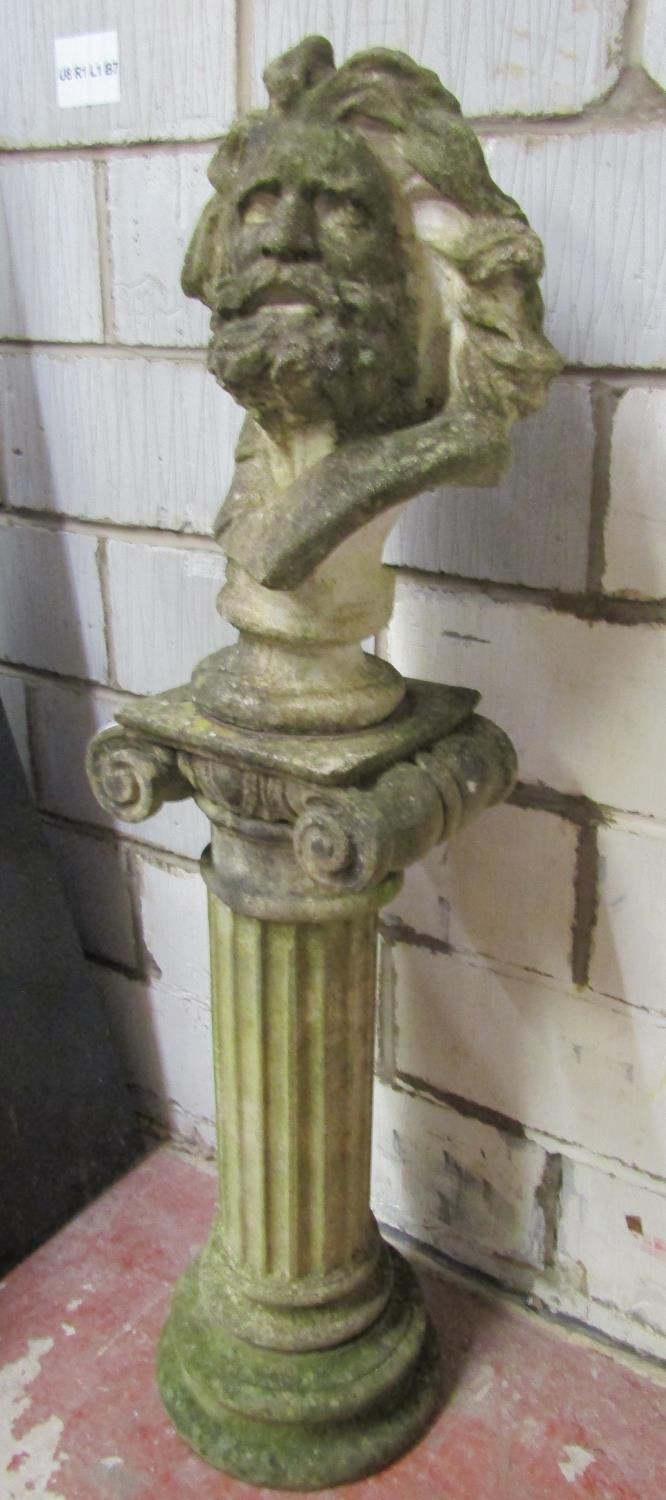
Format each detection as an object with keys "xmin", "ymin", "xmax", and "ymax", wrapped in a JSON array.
[{"xmin": 1, "ymin": 1147, "xmax": 664, "ymax": 1499}]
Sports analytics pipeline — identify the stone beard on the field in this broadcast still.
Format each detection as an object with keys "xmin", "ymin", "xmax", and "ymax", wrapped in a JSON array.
[{"xmin": 203, "ymin": 120, "xmax": 423, "ymax": 441}]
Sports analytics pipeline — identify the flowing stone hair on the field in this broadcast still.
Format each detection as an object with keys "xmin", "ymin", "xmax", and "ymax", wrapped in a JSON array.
[{"xmin": 185, "ymin": 36, "xmax": 561, "ymax": 432}]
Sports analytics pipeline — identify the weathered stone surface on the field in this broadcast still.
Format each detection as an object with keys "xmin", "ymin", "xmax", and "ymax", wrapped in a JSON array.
[{"xmin": 83, "ymin": 33, "xmax": 555, "ymax": 1488}]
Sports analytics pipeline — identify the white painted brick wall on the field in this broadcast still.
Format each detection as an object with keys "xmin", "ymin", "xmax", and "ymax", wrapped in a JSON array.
[
  {"xmin": 384, "ymin": 804, "xmax": 577, "ymax": 984},
  {"xmin": 0, "ymin": 519, "xmax": 107, "ymax": 682},
  {"xmin": 2, "ymin": 0, "xmax": 665, "ymax": 1361},
  {"xmin": 0, "ymin": 349, "xmax": 241, "ymax": 532},
  {"xmin": 29, "ymin": 677, "xmax": 210, "ymax": 860},
  {"xmin": 0, "ymin": 159, "xmax": 102, "ymax": 341},
  {"xmin": 0, "ymin": 0, "xmax": 236, "ymax": 149},
  {"xmin": 590, "ymin": 818, "xmax": 666, "ymax": 1017},
  {"xmin": 0, "ymin": 671, "xmax": 33, "ymax": 788},
  {"xmin": 249, "ymin": 1, "xmax": 628, "ymax": 117},
  {"xmin": 603, "ymin": 387, "xmax": 666, "ymax": 598},
  {"xmin": 105, "ymin": 538, "xmax": 234, "ymax": 693},
  {"xmin": 95, "ymin": 966, "xmax": 215, "ymax": 1151},
  {"xmin": 388, "ymin": 941, "xmax": 666, "ymax": 1178},
  {"xmin": 372, "ymin": 1078, "xmax": 552, "ymax": 1280},
  {"xmin": 44, "ymin": 821, "xmax": 137, "ymax": 969},
  {"xmin": 385, "ymin": 579, "xmax": 666, "ymax": 819},
  {"xmin": 135, "ymin": 856, "xmax": 210, "ymax": 1001},
  {"xmin": 485, "ymin": 128, "xmax": 666, "ymax": 367},
  {"xmin": 107, "ymin": 150, "xmax": 213, "ymax": 347},
  {"xmin": 384, "ymin": 379, "xmax": 594, "ymax": 591},
  {"xmin": 558, "ymin": 1158, "xmax": 666, "ymax": 1339}
]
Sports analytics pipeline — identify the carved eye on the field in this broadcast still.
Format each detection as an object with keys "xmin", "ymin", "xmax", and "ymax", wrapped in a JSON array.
[
  {"xmin": 315, "ymin": 192, "xmax": 367, "ymax": 230},
  {"xmin": 241, "ymin": 188, "xmax": 281, "ymax": 225}
]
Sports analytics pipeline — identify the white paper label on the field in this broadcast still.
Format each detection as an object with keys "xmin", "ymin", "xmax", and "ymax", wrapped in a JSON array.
[{"xmin": 55, "ymin": 31, "xmax": 120, "ymax": 108}]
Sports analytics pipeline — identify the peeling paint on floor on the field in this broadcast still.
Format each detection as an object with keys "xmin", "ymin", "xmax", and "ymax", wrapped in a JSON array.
[
  {"xmin": 558, "ymin": 1442, "xmax": 596, "ymax": 1482},
  {"xmin": 0, "ymin": 1148, "xmax": 664, "ymax": 1500},
  {"xmin": 0, "ymin": 1338, "xmax": 66, "ymax": 1499}
]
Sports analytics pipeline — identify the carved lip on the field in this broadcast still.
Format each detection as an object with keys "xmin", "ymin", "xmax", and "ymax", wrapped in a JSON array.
[{"xmin": 244, "ymin": 283, "xmax": 320, "ymax": 314}]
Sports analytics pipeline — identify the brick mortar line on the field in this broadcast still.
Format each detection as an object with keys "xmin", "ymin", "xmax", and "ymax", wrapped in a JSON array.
[
  {"xmin": 93, "ymin": 158, "xmax": 117, "ymax": 343},
  {"xmin": 1, "ymin": 82, "xmax": 665, "ymax": 165},
  {"xmin": 40, "ymin": 807, "xmax": 202, "ymax": 875},
  {"xmin": 28, "ymin": 771, "xmax": 629, "ymax": 847},
  {"xmin": 381, "ymin": 1220, "xmax": 666, "ymax": 1375},
  {"xmin": 379, "ymin": 926, "xmax": 666, "ymax": 1023},
  {"xmin": 2, "ymin": 341, "xmax": 664, "ymax": 389},
  {"xmin": 388, "ymin": 1070, "xmax": 666, "ymax": 1187},
  {"xmin": 96, "ymin": 536, "xmax": 118, "ymax": 686},
  {"xmin": 4, "ymin": 511, "xmax": 666, "ymax": 621},
  {"xmin": 391, "ymin": 566, "xmax": 666, "ymax": 624},
  {"xmin": 0, "ymin": 508, "xmax": 218, "ymax": 550},
  {"xmin": 586, "ymin": 382, "xmax": 619, "ymax": 593},
  {"xmin": 571, "ymin": 824, "xmax": 600, "ymax": 986},
  {"xmin": 235, "ymin": 0, "xmax": 252, "ymax": 114},
  {"xmin": 0, "ymin": 337, "xmax": 208, "ymax": 360},
  {"xmin": 2, "ymin": 661, "xmax": 666, "ymax": 831},
  {"xmin": 0, "ymin": 656, "xmax": 137, "ymax": 699}
]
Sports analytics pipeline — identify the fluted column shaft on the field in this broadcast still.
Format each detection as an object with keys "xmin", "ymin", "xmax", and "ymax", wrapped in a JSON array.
[{"xmin": 209, "ymin": 900, "xmax": 377, "ymax": 1282}]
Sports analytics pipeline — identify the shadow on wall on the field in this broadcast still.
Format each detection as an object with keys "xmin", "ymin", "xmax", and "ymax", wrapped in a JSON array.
[{"xmin": 0, "ymin": 329, "xmax": 176, "ymax": 1131}]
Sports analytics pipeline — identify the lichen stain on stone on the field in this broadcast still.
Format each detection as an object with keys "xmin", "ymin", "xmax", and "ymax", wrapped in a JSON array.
[{"xmin": 0, "ymin": 1338, "xmax": 67, "ymax": 1499}]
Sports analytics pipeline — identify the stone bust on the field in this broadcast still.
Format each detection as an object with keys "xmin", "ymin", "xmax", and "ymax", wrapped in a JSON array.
[{"xmin": 183, "ymin": 36, "xmax": 561, "ymax": 594}]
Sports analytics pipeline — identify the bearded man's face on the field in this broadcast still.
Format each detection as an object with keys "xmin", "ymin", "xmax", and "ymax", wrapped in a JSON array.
[{"xmin": 202, "ymin": 120, "xmax": 421, "ymax": 440}]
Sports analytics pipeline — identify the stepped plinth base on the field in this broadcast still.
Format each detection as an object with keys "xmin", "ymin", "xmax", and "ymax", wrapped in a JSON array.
[{"xmin": 157, "ymin": 1246, "xmax": 441, "ymax": 1491}]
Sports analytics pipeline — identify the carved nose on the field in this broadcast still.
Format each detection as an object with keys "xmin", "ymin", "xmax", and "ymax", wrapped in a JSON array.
[{"xmin": 261, "ymin": 192, "xmax": 318, "ymax": 261}]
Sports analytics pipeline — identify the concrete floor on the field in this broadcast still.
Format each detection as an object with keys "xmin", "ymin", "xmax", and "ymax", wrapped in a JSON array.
[{"xmin": 1, "ymin": 1147, "xmax": 664, "ymax": 1499}]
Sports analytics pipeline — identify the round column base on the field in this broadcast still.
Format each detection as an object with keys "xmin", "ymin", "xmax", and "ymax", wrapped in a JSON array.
[{"xmin": 157, "ymin": 1246, "xmax": 441, "ymax": 1491}]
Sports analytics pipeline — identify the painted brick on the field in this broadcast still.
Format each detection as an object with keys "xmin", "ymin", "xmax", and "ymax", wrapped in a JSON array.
[
  {"xmin": 385, "ymin": 578, "xmax": 666, "ymax": 819},
  {"xmin": 387, "ymin": 940, "xmax": 666, "ymax": 1177},
  {"xmin": 0, "ymin": 670, "xmax": 32, "ymax": 788},
  {"xmin": 95, "ymin": 966, "xmax": 215, "ymax": 1149},
  {"xmin": 603, "ymin": 387, "xmax": 666, "ymax": 598},
  {"xmin": 249, "ymin": 1, "xmax": 627, "ymax": 117},
  {"xmin": 0, "ymin": 0, "xmax": 236, "ymax": 149},
  {"xmin": 558, "ymin": 1157, "xmax": 666, "ymax": 1339},
  {"xmin": 372, "ymin": 1078, "xmax": 551, "ymax": 1280},
  {"xmin": 384, "ymin": 804, "xmax": 576, "ymax": 983},
  {"xmin": 108, "ymin": 151, "xmax": 213, "ymax": 347},
  {"xmin": 643, "ymin": 0, "xmax": 666, "ymax": 91},
  {"xmin": 29, "ymin": 678, "xmax": 210, "ymax": 860},
  {"xmin": 43, "ymin": 822, "xmax": 136, "ymax": 969},
  {"xmin": 485, "ymin": 128, "xmax": 666, "ymax": 368},
  {"xmin": 0, "ymin": 159, "xmax": 101, "ymax": 341},
  {"xmin": 0, "ymin": 519, "xmax": 107, "ymax": 682},
  {"xmin": 0, "ymin": 349, "xmax": 240, "ymax": 533},
  {"xmin": 135, "ymin": 856, "xmax": 210, "ymax": 1002},
  {"xmin": 590, "ymin": 819, "xmax": 666, "ymax": 1017},
  {"xmin": 384, "ymin": 379, "xmax": 593, "ymax": 591},
  {"xmin": 105, "ymin": 538, "xmax": 234, "ymax": 694}
]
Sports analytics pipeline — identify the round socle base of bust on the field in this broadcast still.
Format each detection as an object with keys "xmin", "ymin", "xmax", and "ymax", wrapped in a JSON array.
[
  {"xmin": 157, "ymin": 1246, "xmax": 441, "ymax": 1491},
  {"xmin": 191, "ymin": 643, "xmax": 406, "ymax": 733}
]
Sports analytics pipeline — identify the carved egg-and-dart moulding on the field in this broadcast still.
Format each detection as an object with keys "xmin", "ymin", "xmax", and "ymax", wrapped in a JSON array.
[{"xmin": 87, "ymin": 36, "xmax": 561, "ymax": 1491}]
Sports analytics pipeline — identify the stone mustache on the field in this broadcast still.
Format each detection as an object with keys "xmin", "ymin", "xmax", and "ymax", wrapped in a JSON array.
[{"xmin": 87, "ymin": 35, "xmax": 560, "ymax": 1491}]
